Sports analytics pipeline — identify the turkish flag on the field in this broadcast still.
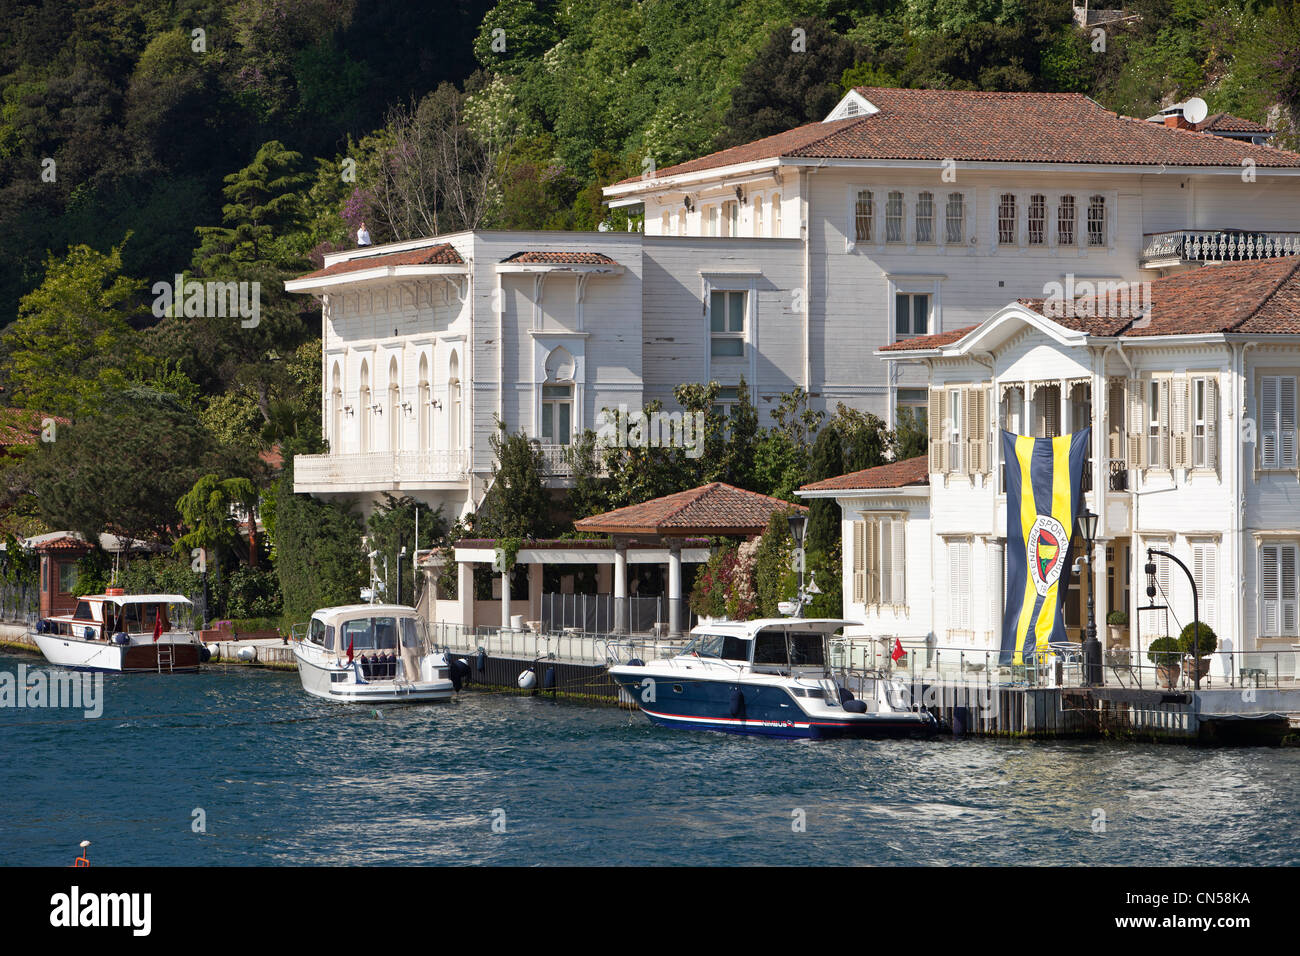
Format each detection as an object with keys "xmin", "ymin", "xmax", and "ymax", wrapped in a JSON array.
[
  {"xmin": 891, "ymin": 638, "xmax": 904, "ymax": 662},
  {"xmin": 346, "ymin": 638, "xmax": 355, "ymax": 663},
  {"xmin": 152, "ymin": 611, "xmax": 163, "ymax": 643}
]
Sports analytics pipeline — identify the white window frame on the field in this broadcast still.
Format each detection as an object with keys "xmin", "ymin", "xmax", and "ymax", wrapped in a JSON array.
[
  {"xmin": 916, "ymin": 191, "xmax": 935, "ymax": 244},
  {"xmin": 1260, "ymin": 541, "xmax": 1299, "ymax": 637},
  {"xmin": 708, "ymin": 288, "xmax": 748, "ymax": 360},
  {"xmin": 1087, "ymin": 194, "xmax": 1107, "ymax": 247},
  {"xmin": 541, "ymin": 382, "xmax": 574, "ymax": 446},
  {"xmin": 885, "ymin": 191, "xmax": 904, "ymax": 243},
  {"xmin": 997, "ymin": 193, "xmax": 1017, "ymax": 246},
  {"xmin": 944, "ymin": 192, "xmax": 965, "ymax": 245},
  {"xmin": 1259, "ymin": 374, "xmax": 1298, "ymax": 470},
  {"xmin": 1057, "ymin": 195, "xmax": 1076, "ymax": 247},
  {"xmin": 947, "ymin": 537, "xmax": 973, "ymax": 633},
  {"xmin": 854, "ymin": 514, "xmax": 908, "ymax": 609},
  {"xmin": 1028, "ymin": 194, "xmax": 1047, "ymax": 246},
  {"xmin": 886, "ymin": 274, "xmax": 944, "ymax": 345}
]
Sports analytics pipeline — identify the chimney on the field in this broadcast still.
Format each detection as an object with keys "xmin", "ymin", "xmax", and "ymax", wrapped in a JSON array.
[{"xmin": 1163, "ymin": 112, "xmax": 1192, "ymax": 130}]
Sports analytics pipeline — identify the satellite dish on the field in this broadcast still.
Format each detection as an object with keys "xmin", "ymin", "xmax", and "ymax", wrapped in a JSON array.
[{"xmin": 1183, "ymin": 97, "xmax": 1208, "ymax": 125}]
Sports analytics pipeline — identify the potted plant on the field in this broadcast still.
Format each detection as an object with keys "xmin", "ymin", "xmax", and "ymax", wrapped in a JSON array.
[
  {"xmin": 1106, "ymin": 610, "xmax": 1129, "ymax": 648},
  {"xmin": 1179, "ymin": 621, "xmax": 1218, "ymax": 684},
  {"xmin": 1147, "ymin": 636, "xmax": 1181, "ymax": 689}
]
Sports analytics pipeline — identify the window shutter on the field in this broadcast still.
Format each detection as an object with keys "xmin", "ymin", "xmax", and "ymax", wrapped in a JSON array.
[
  {"xmin": 1282, "ymin": 377, "xmax": 1298, "ymax": 469},
  {"xmin": 963, "ymin": 389, "xmax": 978, "ymax": 475},
  {"xmin": 1171, "ymin": 375, "xmax": 1189, "ymax": 469},
  {"xmin": 1206, "ymin": 378, "xmax": 1218, "ymax": 472},
  {"xmin": 1127, "ymin": 379, "xmax": 1145, "ymax": 467},
  {"xmin": 988, "ymin": 542, "xmax": 1004, "ymax": 638},
  {"xmin": 949, "ymin": 541, "xmax": 971, "ymax": 630},
  {"xmin": 1262, "ymin": 376, "xmax": 1279, "ymax": 469},
  {"xmin": 1107, "ymin": 380, "xmax": 1124, "ymax": 460},
  {"xmin": 1262, "ymin": 545, "xmax": 1280, "ymax": 635},
  {"xmin": 1284, "ymin": 545, "xmax": 1298, "ymax": 635},
  {"xmin": 928, "ymin": 389, "xmax": 946, "ymax": 473},
  {"xmin": 890, "ymin": 517, "xmax": 906, "ymax": 608},
  {"xmin": 878, "ymin": 520, "xmax": 891, "ymax": 604},
  {"xmin": 969, "ymin": 388, "xmax": 988, "ymax": 474},
  {"xmin": 852, "ymin": 521, "xmax": 866, "ymax": 604},
  {"xmin": 1193, "ymin": 543, "xmax": 1216, "ymax": 631}
]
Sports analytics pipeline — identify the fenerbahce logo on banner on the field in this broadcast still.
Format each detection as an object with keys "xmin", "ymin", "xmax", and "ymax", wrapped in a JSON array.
[{"xmin": 1028, "ymin": 515, "xmax": 1068, "ymax": 597}]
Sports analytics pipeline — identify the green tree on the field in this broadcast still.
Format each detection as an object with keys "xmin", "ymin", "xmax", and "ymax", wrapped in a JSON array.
[
  {"xmin": 2, "ymin": 242, "xmax": 144, "ymax": 418},
  {"xmin": 175, "ymin": 474, "xmax": 261, "ymax": 569},
  {"xmin": 805, "ymin": 422, "xmax": 845, "ymax": 556},
  {"xmin": 718, "ymin": 17, "xmax": 858, "ymax": 148},
  {"xmin": 21, "ymin": 389, "xmax": 238, "ymax": 547},
  {"xmin": 365, "ymin": 494, "xmax": 448, "ymax": 606},
  {"xmin": 476, "ymin": 423, "xmax": 552, "ymax": 539},
  {"xmin": 270, "ymin": 456, "xmax": 367, "ymax": 626}
]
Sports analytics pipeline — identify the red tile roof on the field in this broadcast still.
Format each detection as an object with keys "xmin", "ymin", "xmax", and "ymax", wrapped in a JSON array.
[
  {"xmin": 878, "ymin": 325, "xmax": 979, "ymax": 352},
  {"xmin": 0, "ymin": 408, "xmax": 71, "ymax": 448},
  {"xmin": 1197, "ymin": 113, "xmax": 1273, "ymax": 135},
  {"xmin": 574, "ymin": 483, "xmax": 804, "ymax": 536},
  {"xmin": 800, "ymin": 455, "xmax": 929, "ymax": 493},
  {"xmin": 887, "ymin": 257, "xmax": 1300, "ymax": 352},
  {"xmin": 502, "ymin": 251, "xmax": 619, "ymax": 265},
  {"xmin": 615, "ymin": 89, "xmax": 1300, "ymax": 185},
  {"xmin": 295, "ymin": 243, "xmax": 464, "ymax": 281}
]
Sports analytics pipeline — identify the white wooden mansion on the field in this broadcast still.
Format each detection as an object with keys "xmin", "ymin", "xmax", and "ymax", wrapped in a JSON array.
[
  {"xmin": 286, "ymin": 87, "xmax": 1300, "ymax": 528},
  {"xmin": 801, "ymin": 257, "xmax": 1300, "ymax": 680}
]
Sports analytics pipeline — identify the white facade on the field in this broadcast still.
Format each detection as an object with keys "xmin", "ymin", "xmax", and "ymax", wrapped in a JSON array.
[
  {"xmin": 817, "ymin": 300, "xmax": 1300, "ymax": 681},
  {"xmin": 288, "ymin": 91, "xmax": 1300, "ymax": 533}
]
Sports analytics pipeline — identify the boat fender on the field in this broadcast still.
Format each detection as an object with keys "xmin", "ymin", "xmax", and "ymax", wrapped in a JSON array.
[
  {"xmin": 518, "ymin": 669, "xmax": 537, "ymax": 690},
  {"xmin": 206, "ymin": 643, "xmax": 221, "ymax": 660},
  {"xmin": 113, "ymin": 632, "xmax": 130, "ymax": 646},
  {"xmin": 475, "ymin": 647, "xmax": 487, "ymax": 672},
  {"xmin": 84, "ymin": 626, "xmax": 95, "ymax": 640},
  {"xmin": 627, "ymin": 658, "xmax": 644, "ymax": 667},
  {"xmin": 236, "ymin": 645, "xmax": 257, "ymax": 662},
  {"xmin": 35, "ymin": 620, "xmax": 46, "ymax": 634},
  {"xmin": 543, "ymin": 666, "xmax": 556, "ymax": 692},
  {"xmin": 729, "ymin": 687, "xmax": 745, "ymax": 718},
  {"xmin": 843, "ymin": 699, "xmax": 867, "ymax": 714},
  {"xmin": 199, "ymin": 645, "xmax": 212, "ymax": 663},
  {"xmin": 838, "ymin": 686, "xmax": 855, "ymax": 704}
]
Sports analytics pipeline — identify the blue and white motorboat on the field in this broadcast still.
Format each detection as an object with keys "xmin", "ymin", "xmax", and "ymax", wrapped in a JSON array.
[{"xmin": 609, "ymin": 618, "xmax": 937, "ymax": 740}]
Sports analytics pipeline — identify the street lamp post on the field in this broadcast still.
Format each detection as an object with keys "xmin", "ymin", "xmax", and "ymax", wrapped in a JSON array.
[
  {"xmin": 1077, "ymin": 505, "xmax": 1101, "ymax": 687},
  {"xmin": 788, "ymin": 513, "xmax": 808, "ymax": 617}
]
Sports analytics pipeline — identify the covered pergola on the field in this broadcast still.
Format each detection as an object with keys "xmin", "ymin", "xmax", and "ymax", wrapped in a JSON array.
[
  {"xmin": 573, "ymin": 482, "xmax": 805, "ymax": 636},
  {"xmin": 423, "ymin": 482, "xmax": 804, "ymax": 638}
]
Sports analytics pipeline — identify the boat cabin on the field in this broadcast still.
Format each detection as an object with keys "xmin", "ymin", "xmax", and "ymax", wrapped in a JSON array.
[
  {"xmin": 299, "ymin": 604, "xmax": 431, "ymax": 679},
  {"xmin": 39, "ymin": 592, "xmax": 194, "ymax": 641},
  {"xmin": 681, "ymin": 619, "xmax": 854, "ymax": 677}
]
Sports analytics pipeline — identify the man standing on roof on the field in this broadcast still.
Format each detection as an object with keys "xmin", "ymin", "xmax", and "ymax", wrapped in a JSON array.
[{"xmin": 357, "ymin": 222, "xmax": 371, "ymax": 246}]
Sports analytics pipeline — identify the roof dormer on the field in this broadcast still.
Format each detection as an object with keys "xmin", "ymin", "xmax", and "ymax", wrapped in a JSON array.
[{"xmin": 824, "ymin": 89, "xmax": 879, "ymax": 122}]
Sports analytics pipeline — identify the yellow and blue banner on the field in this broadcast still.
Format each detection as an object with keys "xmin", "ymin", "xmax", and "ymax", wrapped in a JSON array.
[{"xmin": 1001, "ymin": 428, "xmax": 1091, "ymax": 665}]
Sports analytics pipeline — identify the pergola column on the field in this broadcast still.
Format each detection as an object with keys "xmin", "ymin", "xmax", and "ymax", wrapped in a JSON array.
[
  {"xmin": 667, "ymin": 540, "xmax": 683, "ymax": 638},
  {"xmin": 501, "ymin": 567, "xmax": 512, "ymax": 629},
  {"xmin": 613, "ymin": 544, "xmax": 628, "ymax": 634},
  {"xmin": 458, "ymin": 559, "xmax": 474, "ymax": 629}
]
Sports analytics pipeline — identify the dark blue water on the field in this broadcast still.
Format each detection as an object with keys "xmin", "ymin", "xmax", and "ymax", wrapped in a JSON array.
[{"xmin": 2, "ymin": 653, "xmax": 1297, "ymax": 866}]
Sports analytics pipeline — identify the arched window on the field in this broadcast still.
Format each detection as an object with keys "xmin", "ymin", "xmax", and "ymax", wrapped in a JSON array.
[
  {"xmin": 359, "ymin": 360, "xmax": 371, "ymax": 453},
  {"xmin": 418, "ymin": 353, "xmax": 431, "ymax": 454},
  {"xmin": 770, "ymin": 194, "xmax": 781, "ymax": 237},
  {"xmin": 388, "ymin": 356, "xmax": 401, "ymax": 453},
  {"xmin": 330, "ymin": 362, "xmax": 342, "ymax": 453},
  {"xmin": 448, "ymin": 351, "xmax": 461, "ymax": 453}
]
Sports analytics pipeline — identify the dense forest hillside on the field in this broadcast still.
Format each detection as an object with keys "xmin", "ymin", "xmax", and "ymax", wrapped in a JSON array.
[{"xmin": 0, "ymin": 0, "xmax": 1296, "ymax": 620}]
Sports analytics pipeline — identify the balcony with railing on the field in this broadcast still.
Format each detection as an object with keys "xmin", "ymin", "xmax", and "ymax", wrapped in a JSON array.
[
  {"xmin": 1141, "ymin": 230, "xmax": 1300, "ymax": 268},
  {"xmin": 293, "ymin": 449, "xmax": 470, "ymax": 490}
]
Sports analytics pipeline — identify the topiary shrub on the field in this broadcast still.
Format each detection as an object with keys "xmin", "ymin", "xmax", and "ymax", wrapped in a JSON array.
[
  {"xmin": 1147, "ymin": 635, "xmax": 1181, "ymax": 665},
  {"xmin": 1178, "ymin": 621, "xmax": 1217, "ymax": 657}
]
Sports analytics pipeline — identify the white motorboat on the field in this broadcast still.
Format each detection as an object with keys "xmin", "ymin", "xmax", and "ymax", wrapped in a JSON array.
[
  {"xmin": 292, "ymin": 603, "xmax": 457, "ymax": 704},
  {"xmin": 609, "ymin": 618, "xmax": 938, "ymax": 739},
  {"xmin": 31, "ymin": 591, "xmax": 205, "ymax": 673}
]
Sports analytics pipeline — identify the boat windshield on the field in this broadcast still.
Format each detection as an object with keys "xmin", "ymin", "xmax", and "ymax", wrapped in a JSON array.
[
  {"xmin": 682, "ymin": 633, "xmax": 750, "ymax": 663},
  {"xmin": 339, "ymin": 615, "xmax": 429, "ymax": 655},
  {"xmin": 787, "ymin": 631, "xmax": 827, "ymax": 668}
]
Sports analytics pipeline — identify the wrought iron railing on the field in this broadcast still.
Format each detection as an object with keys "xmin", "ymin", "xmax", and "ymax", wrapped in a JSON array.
[{"xmin": 1142, "ymin": 230, "xmax": 1300, "ymax": 263}]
